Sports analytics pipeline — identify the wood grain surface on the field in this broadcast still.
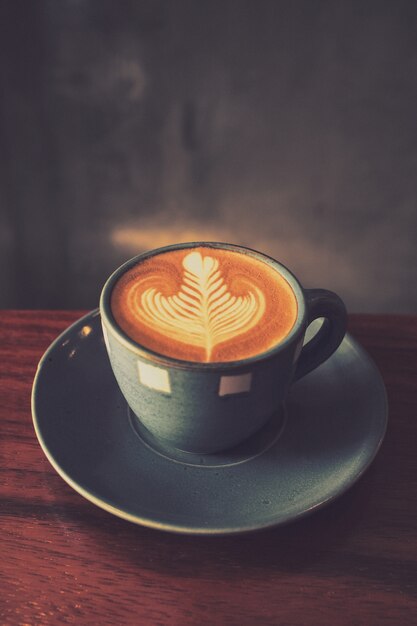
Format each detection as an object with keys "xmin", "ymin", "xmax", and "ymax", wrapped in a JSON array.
[{"xmin": 1, "ymin": 311, "xmax": 416, "ymax": 625}]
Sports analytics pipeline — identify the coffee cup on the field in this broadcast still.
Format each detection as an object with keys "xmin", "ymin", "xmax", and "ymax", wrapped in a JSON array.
[{"xmin": 99, "ymin": 242, "xmax": 347, "ymax": 453}]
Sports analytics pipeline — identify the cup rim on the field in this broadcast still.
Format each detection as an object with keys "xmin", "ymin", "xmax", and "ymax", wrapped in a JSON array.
[{"xmin": 99, "ymin": 242, "xmax": 307, "ymax": 371}]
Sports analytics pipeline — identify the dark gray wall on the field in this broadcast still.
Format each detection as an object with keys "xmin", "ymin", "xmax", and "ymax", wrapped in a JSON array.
[{"xmin": 1, "ymin": 0, "xmax": 416, "ymax": 312}]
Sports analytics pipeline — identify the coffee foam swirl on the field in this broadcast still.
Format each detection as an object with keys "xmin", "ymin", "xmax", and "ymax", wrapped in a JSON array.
[
  {"xmin": 111, "ymin": 246, "xmax": 298, "ymax": 362},
  {"xmin": 136, "ymin": 251, "xmax": 265, "ymax": 361}
]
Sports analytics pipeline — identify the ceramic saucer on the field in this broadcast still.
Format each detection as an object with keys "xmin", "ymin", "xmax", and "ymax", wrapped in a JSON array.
[{"xmin": 32, "ymin": 310, "xmax": 388, "ymax": 535}]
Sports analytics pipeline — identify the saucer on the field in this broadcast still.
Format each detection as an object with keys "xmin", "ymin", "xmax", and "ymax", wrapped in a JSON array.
[{"xmin": 32, "ymin": 311, "xmax": 388, "ymax": 535}]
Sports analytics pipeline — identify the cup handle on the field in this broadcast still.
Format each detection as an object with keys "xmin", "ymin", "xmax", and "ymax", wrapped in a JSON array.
[{"xmin": 293, "ymin": 288, "xmax": 347, "ymax": 381}]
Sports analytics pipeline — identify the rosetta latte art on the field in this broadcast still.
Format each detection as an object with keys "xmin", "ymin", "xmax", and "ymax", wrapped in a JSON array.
[
  {"xmin": 111, "ymin": 246, "xmax": 298, "ymax": 362},
  {"xmin": 133, "ymin": 251, "xmax": 266, "ymax": 362}
]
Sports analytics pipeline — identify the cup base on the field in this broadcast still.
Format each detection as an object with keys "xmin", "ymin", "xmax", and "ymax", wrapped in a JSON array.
[{"xmin": 127, "ymin": 405, "xmax": 287, "ymax": 468}]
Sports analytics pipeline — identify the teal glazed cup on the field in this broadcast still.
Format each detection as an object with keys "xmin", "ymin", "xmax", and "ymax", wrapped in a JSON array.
[{"xmin": 100, "ymin": 242, "xmax": 347, "ymax": 453}]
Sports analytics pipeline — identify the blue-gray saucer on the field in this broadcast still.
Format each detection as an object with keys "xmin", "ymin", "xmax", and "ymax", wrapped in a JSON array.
[{"xmin": 32, "ymin": 311, "xmax": 388, "ymax": 535}]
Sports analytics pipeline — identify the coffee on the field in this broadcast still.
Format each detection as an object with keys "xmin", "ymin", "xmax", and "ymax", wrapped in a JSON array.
[{"xmin": 110, "ymin": 245, "xmax": 298, "ymax": 362}]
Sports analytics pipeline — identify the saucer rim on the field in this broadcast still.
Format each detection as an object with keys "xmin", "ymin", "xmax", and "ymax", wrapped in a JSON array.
[{"xmin": 32, "ymin": 309, "xmax": 388, "ymax": 535}]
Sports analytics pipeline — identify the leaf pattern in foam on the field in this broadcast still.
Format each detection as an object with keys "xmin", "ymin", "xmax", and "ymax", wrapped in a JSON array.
[{"xmin": 139, "ymin": 251, "xmax": 266, "ymax": 361}]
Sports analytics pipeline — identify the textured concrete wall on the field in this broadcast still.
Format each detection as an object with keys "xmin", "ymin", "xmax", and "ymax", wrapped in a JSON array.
[{"xmin": 1, "ymin": 0, "xmax": 416, "ymax": 312}]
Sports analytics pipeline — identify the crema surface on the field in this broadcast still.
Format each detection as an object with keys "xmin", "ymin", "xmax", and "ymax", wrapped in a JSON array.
[{"xmin": 111, "ymin": 247, "xmax": 298, "ymax": 362}]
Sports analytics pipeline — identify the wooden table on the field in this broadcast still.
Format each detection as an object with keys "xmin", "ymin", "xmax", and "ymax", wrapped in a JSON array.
[{"xmin": 1, "ymin": 311, "xmax": 416, "ymax": 625}]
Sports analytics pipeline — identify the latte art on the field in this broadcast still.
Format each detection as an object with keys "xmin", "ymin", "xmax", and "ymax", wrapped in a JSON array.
[
  {"xmin": 111, "ymin": 246, "xmax": 298, "ymax": 362},
  {"xmin": 138, "ymin": 251, "xmax": 265, "ymax": 361}
]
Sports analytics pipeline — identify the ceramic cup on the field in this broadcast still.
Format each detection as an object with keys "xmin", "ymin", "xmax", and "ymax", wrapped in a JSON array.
[{"xmin": 100, "ymin": 242, "xmax": 347, "ymax": 453}]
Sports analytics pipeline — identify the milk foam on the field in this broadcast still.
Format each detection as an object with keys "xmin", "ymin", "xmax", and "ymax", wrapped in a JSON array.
[{"xmin": 111, "ymin": 246, "xmax": 298, "ymax": 362}]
